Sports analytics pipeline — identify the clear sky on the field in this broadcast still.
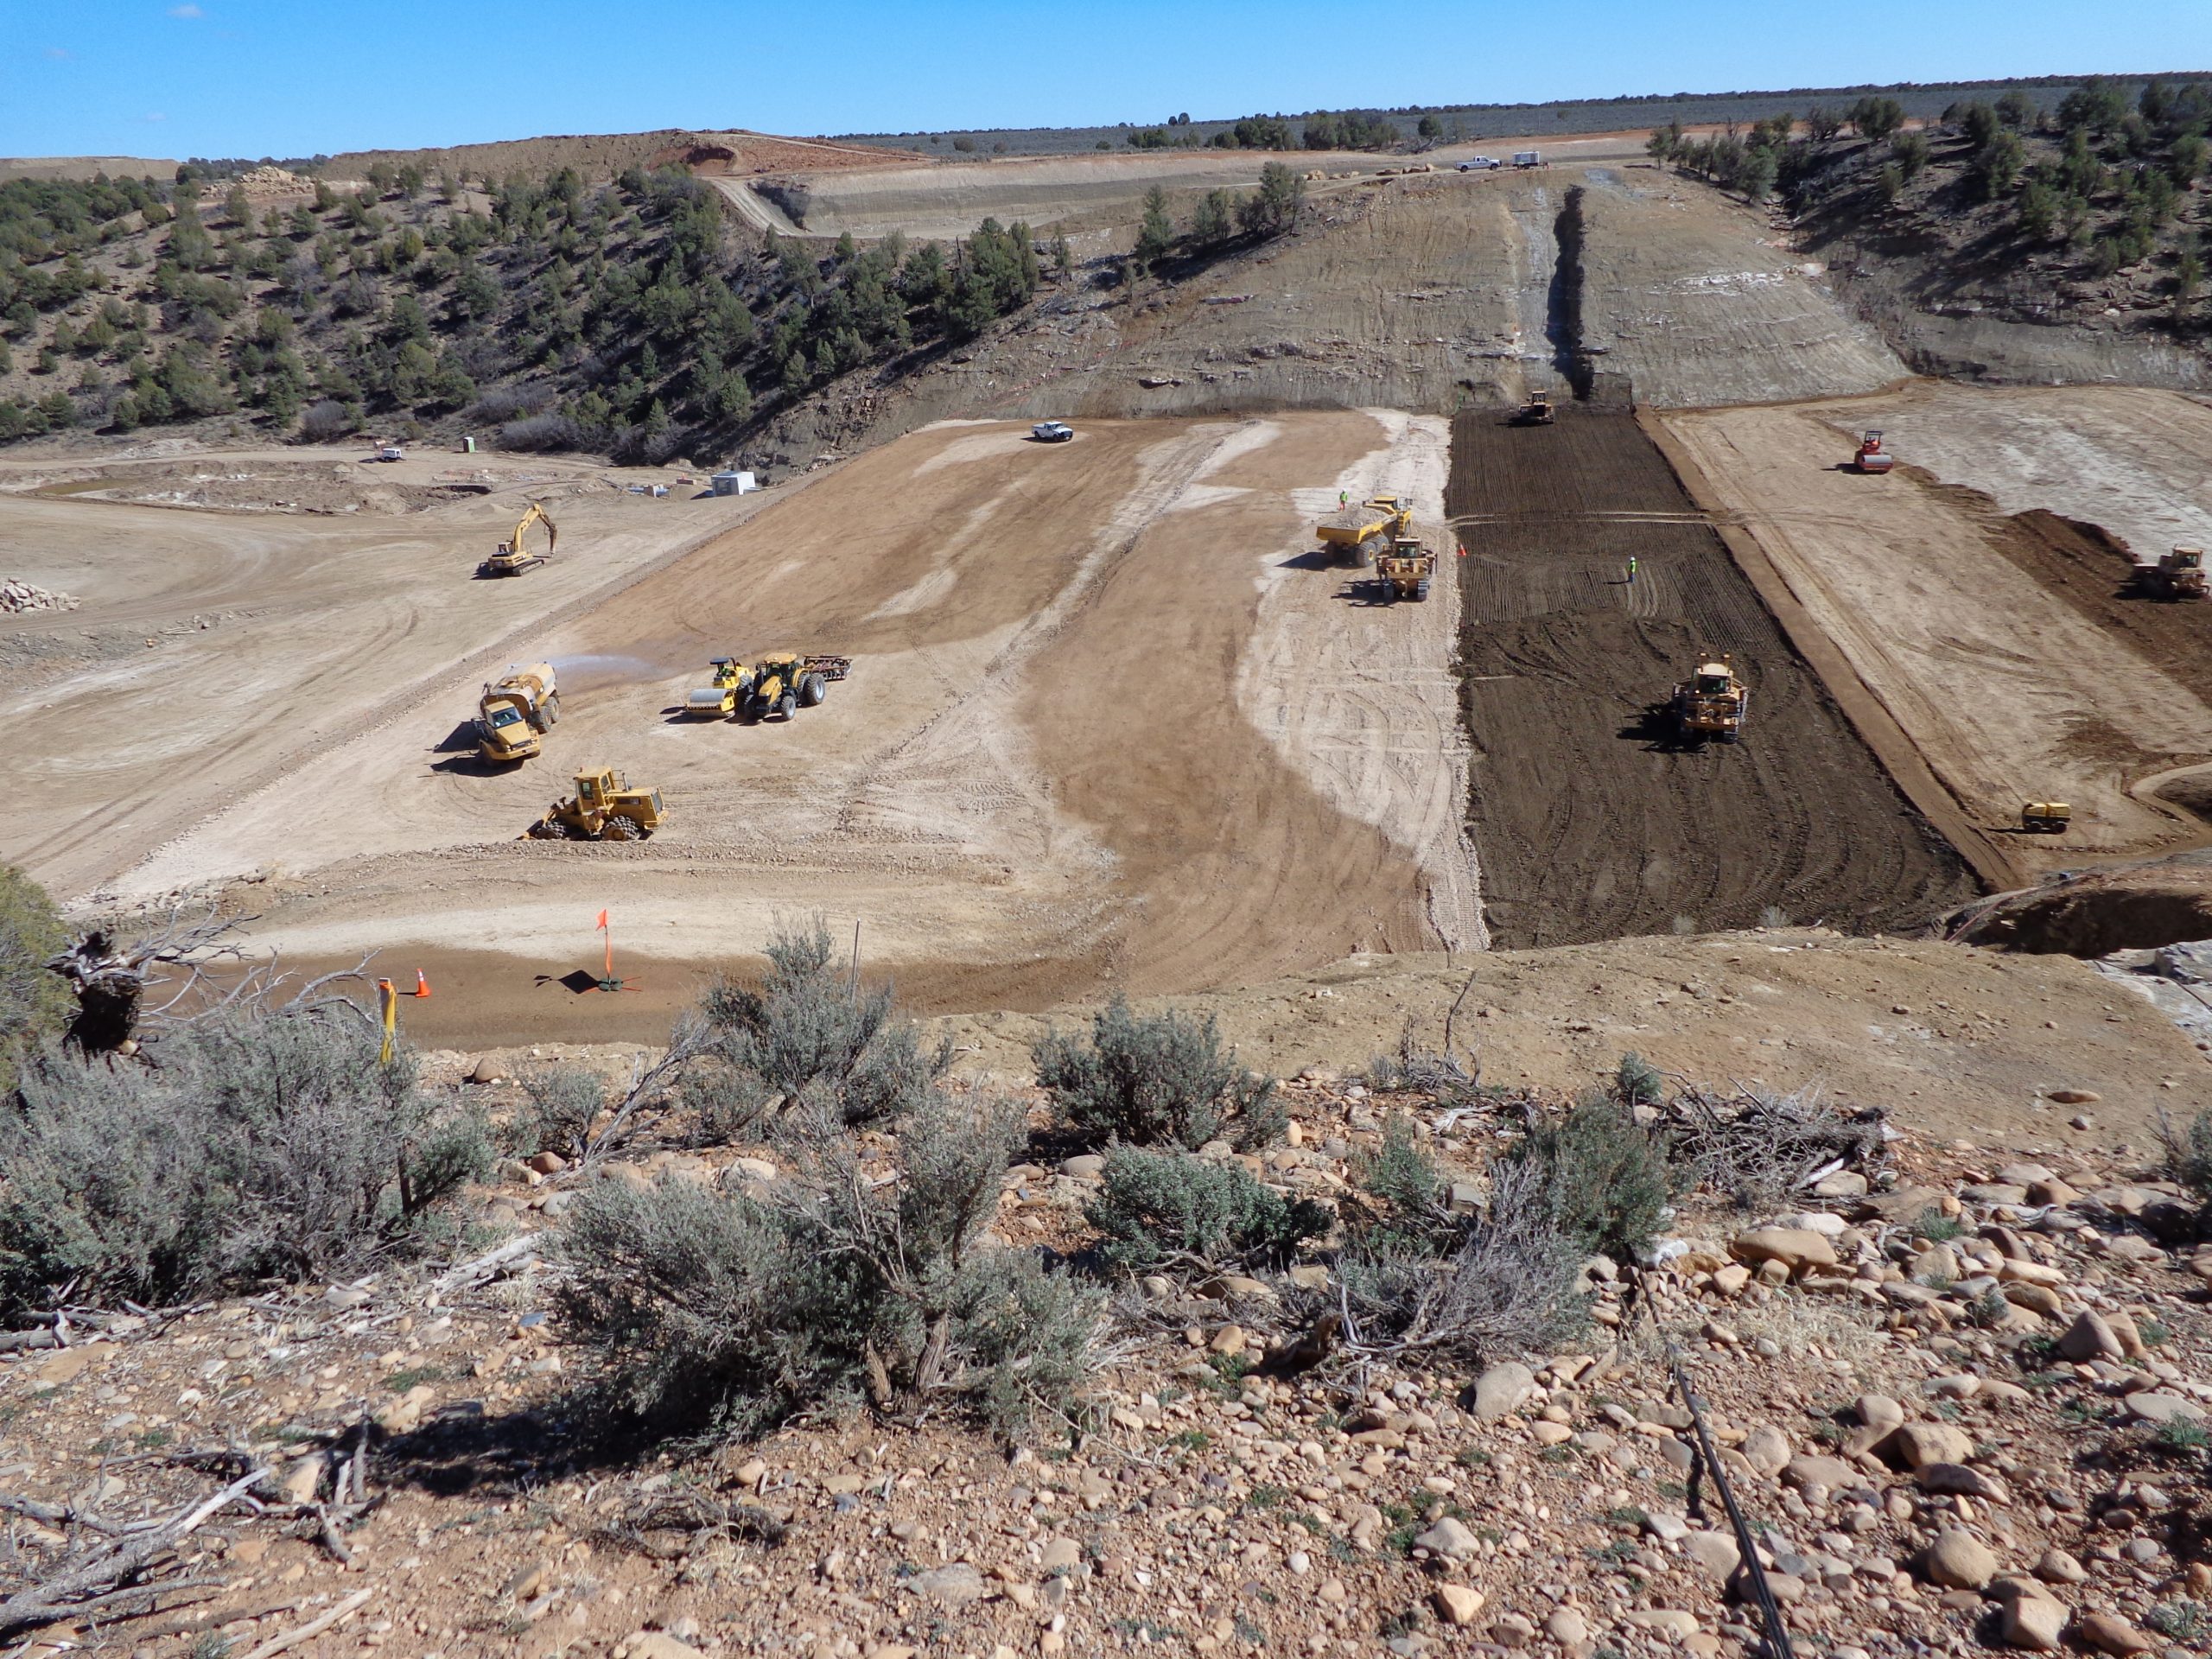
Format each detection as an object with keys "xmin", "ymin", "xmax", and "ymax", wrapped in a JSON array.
[{"xmin": 3, "ymin": 0, "xmax": 2209, "ymax": 161}]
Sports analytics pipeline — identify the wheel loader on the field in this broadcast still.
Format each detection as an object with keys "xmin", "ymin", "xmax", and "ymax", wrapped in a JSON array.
[
  {"xmin": 526, "ymin": 767, "xmax": 666, "ymax": 842},
  {"xmin": 682, "ymin": 657, "xmax": 747, "ymax": 718},
  {"xmin": 1316, "ymin": 495, "xmax": 1414, "ymax": 569},
  {"xmin": 2133, "ymin": 546, "xmax": 2208, "ymax": 601},
  {"xmin": 2019, "ymin": 801, "xmax": 2072, "ymax": 835},
  {"xmin": 1373, "ymin": 537, "xmax": 1436, "ymax": 602},
  {"xmin": 476, "ymin": 662, "xmax": 559, "ymax": 763},
  {"xmin": 478, "ymin": 501, "xmax": 557, "ymax": 577},
  {"xmin": 743, "ymin": 652, "xmax": 851, "ymax": 720},
  {"xmin": 1673, "ymin": 654, "xmax": 1747, "ymax": 743}
]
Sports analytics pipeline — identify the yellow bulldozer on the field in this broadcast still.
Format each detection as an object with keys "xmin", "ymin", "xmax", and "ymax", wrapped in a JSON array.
[
  {"xmin": 526, "ymin": 767, "xmax": 666, "ymax": 841},
  {"xmin": 741, "ymin": 652, "xmax": 851, "ymax": 721},
  {"xmin": 1673, "ymin": 654, "xmax": 1748, "ymax": 744},
  {"xmin": 1514, "ymin": 390, "xmax": 1556, "ymax": 426},
  {"xmin": 476, "ymin": 662, "xmax": 559, "ymax": 763},
  {"xmin": 2133, "ymin": 546, "xmax": 2208, "ymax": 601},
  {"xmin": 1373, "ymin": 537, "xmax": 1437, "ymax": 602},
  {"xmin": 478, "ymin": 501, "xmax": 557, "ymax": 578},
  {"xmin": 1317, "ymin": 495, "xmax": 1414, "ymax": 569}
]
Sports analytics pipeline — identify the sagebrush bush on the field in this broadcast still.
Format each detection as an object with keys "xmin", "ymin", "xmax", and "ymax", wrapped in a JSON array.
[
  {"xmin": 557, "ymin": 1091, "xmax": 1101, "ymax": 1440},
  {"xmin": 2161, "ymin": 1108, "xmax": 2212, "ymax": 1204},
  {"xmin": 0, "ymin": 863, "xmax": 69, "ymax": 1093},
  {"xmin": 1330, "ymin": 1156, "xmax": 1587, "ymax": 1361},
  {"xmin": 1503, "ymin": 1093, "xmax": 1671, "ymax": 1264},
  {"xmin": 1346, "ymin": 1114, "xmax": 1458, "ymax": 1254},
  {"xmin": 1033, "ymin": 995, "xmax": 1281, "ymax": 1152},
  {"xmin": 686, "ymin": 921, "xmax": 950, "ymax": 1141},
  {"xmin": 514, "ymin": 1068, "xmax": 605, "ymax": 1162},
  {"xmin": 0, "ymin": 1009, "xmax": 489, "ymax": 1312},
  {"xmin": 1614, "ymin": 1051, "xmax": 1664, "ymax": 1107},
  {"xmin": 1084, "ymin": 1147, "xmax": 1330, "ymax": 1274}
]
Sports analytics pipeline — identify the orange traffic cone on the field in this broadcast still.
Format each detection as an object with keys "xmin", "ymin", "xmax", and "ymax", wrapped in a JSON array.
[
  {"xmin": 412, "ymin": 971, "xmax": 432, "ymax": 998},
  {"xmin": 1457, "ymin": 543, "xmax": 1468, "ymax": 558}
]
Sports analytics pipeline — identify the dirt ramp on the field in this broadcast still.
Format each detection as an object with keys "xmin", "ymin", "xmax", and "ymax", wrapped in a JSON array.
[
  {"xmin": 1948, "ymin": 849, "xmax": 2212, "ymax": 957},
  {"xmin": 1447, "ymin": 407, "xmax": 1974, "ymax": 948}
]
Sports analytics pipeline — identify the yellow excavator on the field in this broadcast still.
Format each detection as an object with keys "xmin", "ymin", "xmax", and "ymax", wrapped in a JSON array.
[{"xmin": 478, "ymin": 502, "xmax": 557, "ymax": 578}]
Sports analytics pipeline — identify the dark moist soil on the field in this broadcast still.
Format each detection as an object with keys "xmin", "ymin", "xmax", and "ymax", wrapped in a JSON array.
[{"xmin": 1446, "ymin": 404, "xmax": 1977, "ymax": 950}]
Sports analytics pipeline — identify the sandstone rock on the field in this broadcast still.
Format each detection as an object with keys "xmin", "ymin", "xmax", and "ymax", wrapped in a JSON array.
[
  {"xmin": 2046, "ymin": 1089, "xmax": 2100, "ymax": 1104},
  {"xmin": 1414, "ymin": 1517, "xmax": 1479, "ymax": 1560},
  {"xmin": 279, "ymin": 1454, "xmax": 325, "ymax": 1504},
  {"xmin": 1997, "ymin": 1592, "xmax": 2067, "ymax": 1651},
  {"xmin": 1487, "ymin": 1612, "xmax": 1535, "ymax": 1648},
  {"xmin": 2120, "ymin": 1391, "xmax": 2202, "ymax": 1426},
  {"xmin": 1209, "ymin": 1325, "xmax": 1247, "ymax": 1356},
  {"xmin": 615, "ymin": 1637, "xmax": 704, "ymax": 1659},
  {"xmin": 909, "ymin": 1563, "xmax": 987, "ymax": 1606},
  {"xmin": 1529, "ymin": 1420, "xmax": 1573, "ymax": 1446},
  {"xmin": 1471, "ymin": 1362, "xmax": 1535, "ymax": 1421},
  {"xmin": 1739, "ymin": 1425, "xmax": 1791, "ymax": 1475},
  {"xmin": 1543, "ymin": 1609, "xmax": 1587, "ymax": 1647},
  {"xmin": 2073, "ymin": 1611, "xmax": 2152, "ymax": 1655},
  {"xmin": 1431, "ymin": 1585, "xmax": 1484, "ymax": 1626},
  {"xmin": 1856, "ymin": 1394, "xmax": 1905, "ymax": 1432},
  {"xmin": 1782, "ymin": 1454, "xmax": 1855, "ymax": 1491},
  {"xmin": 2003, "ymin": 1282, "xmax": 2064, "ymax": 1317},
  {"xmin": 2033, "ymin": 1548, "xmax": 2086, "ymax": 1584},
  {"xmin": 822, "ymin": 1473, "xmax": 868, "ymax": 1496},
  {"xmin": 2057, "ymin": 1310, "xmax": 2124, "ymax": 1363},
  {"xmin": 1924, "ymin": 1529, "xmax": 1998, "ymax": 1590},
  {"xmin": 1060, "ymin": 1154, "xmax": 1105, "ymax": 1180},
  {"xmin": 1731, "ymin": 1228, "xmax": 1838, "ymax": 1270},
  {"xmin": 1039, "ymin": 1537, "xmax": 1081, "ymax": 1571},
  {"xmin": 1894, "ymin": 1422, "xmax": 1974, "ymax": 1468},
  {"xmin": 1681, "ymin": 1531, "xmax": 1740, "ymax": 1579},
  {"xmin": 525, "ymin": 1151, "xmax": 567, "ymax": 1175},
  {"xmin": 1915, "ymin": 1463, "xmax": 2007, "ymax": 1500},
  {"xmin": 1624, "ymin": 1610, "xmax": 1700, "ymax": 1638},
  {"xmin": 1712, "ymin": 1262, "xmax": 1751, "ymax": 1294}
]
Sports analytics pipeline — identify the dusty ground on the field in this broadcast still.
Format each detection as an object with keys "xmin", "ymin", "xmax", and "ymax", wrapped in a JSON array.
[
  {"xmin": 11, "ymin": 416, "xmax": 1478, "ymax": 1039},
  {"xmin": 1443, "ymin": 406, "xmax": 1973, "ymax": 950},
  {"xmin": 1658, "ymin": 387, "xmax": 2212, "ymax": 870},
  {"xmin": 0, "ymin": 442, "xmax": 795, "ymax": 902}
]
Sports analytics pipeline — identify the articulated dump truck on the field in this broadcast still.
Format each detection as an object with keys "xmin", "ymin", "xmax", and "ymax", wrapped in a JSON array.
[
  {"xmin": 1316, "ymin": 495, "xmax": 1414, "ymax": 569},
  {"xmin": 476, "ymin": 662, "xmax": 560, "ymax": 763}
]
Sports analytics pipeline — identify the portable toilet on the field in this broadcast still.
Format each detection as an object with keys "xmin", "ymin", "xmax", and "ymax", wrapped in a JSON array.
[{"xmin": 711, "ymin": 470, "xmax": 759, "ymax": 496}]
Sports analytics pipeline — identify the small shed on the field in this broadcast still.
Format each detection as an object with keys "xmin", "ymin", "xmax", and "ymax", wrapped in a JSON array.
[{"xmin": 710, "ymin": 470, "xmax": 759, "ymax": 497}]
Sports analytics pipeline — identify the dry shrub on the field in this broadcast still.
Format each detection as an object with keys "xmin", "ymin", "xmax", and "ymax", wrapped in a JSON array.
[
  {"xmin": 1662, "ymin": 1084, "xmax": 1885, "ymax": 1208},
  {"xmin": 0, "ymin": 1010, "xmax": 488, "ymax": 1313},
  {"xmin": 1033, "ymin": 995, "xmax": 1281, "ymax": 1151},
  {"xmin": 683, "ymin": 920, "xmax": 950, "ymax": 1141},
  {"xmin": 1084, "ymin": 1147, "xmax": 1330, "ymax": 1274},
  {"xmin": 556, "ymin": 1091, "xmax": 1101, "ymax": 1441}
]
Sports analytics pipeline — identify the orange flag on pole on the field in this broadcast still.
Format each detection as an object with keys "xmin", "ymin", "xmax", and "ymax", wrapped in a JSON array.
[
  {"xmin": 596, "ymin": 909, "xmax": 612, "ymax": 979},
  {"xmin": 595, "ymin": 909, "xmax": 609, "ymax": 930}
]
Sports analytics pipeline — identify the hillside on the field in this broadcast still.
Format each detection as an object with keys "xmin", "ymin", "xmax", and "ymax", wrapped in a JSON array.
[
  {"xmin": 830, "ymin": 73, "xmax": 2210, "ymax": 159},
  {"xmin": 0, "ymin": 162, "xmax": 1062, "ymax": 462},
  {"xmin": 1653, "ymin": 79, "xmax": 2212, "ymax": 386}
]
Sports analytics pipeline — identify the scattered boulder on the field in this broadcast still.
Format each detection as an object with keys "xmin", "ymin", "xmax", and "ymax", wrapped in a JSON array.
[
  {"xmin": 1739, "ymin": 1425, "xmax": 1791, "ymax": 1475},
  {"xmin": 1893, "ymin": 1422, "xmax": 1974, "ymax": 1468},
  {"xmin": 1731, "ymin": 1228, "xmax": 1839, "ymax": 1271},
  {"xmin": 1431, "ymin": 1585, "xmax": 1484, "ymax": 1626},
  {"xmin": 2056, "ymin": 1311, "xmax": 2125, "ymax": 1363},
  {"xmin": 1997, "ymin": 1592, "xmax": 2068, "ymax": 1651},
  {"xmin": 908, "ymin": 1563, "xmax": 988, "ymax": 1607},
  {"xmin": 1414, "ymin": 1517, "xmax": 1480, "ymax": 1560},
  {"xmin": 1470, "ymin": 1362, "xmax": 1535, "ymax": 1421},
  {"xmin": 1923, "ymin": 1529, "xmax": 1998, "ymax": 1590},
  {"xmin": 2074, "ymin": 1611, "xmax": 2152, "ymax": 1656},
  {"xmin": 2033, "ymin": 1548, "xmax": 2086, "ymax": 1585}
]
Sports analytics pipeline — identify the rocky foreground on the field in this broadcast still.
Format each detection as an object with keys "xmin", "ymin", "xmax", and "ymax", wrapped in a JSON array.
[{"xmin": 4, "ymin": 1071, "xmax": 2211, "ymax": 1659}]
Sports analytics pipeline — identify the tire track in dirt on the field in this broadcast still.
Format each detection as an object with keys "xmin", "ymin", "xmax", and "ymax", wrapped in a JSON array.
[{"xmin": 1446, "ymin": 406, "xmax": 1976, "ymax": 948}]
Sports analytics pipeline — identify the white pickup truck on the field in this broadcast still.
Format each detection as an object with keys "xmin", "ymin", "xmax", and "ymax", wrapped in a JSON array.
[{"xmin": 1031, "ymin": 421, "xmax": 1075, "ymax": 443}]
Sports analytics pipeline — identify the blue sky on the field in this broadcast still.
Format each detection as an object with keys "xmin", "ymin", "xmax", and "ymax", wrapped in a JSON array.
[{"xmin": 3, "ymin": 0, "xmax": 2209, "ymax": 161}]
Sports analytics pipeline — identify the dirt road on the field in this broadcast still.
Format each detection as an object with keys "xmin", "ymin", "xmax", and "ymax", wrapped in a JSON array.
[
  {"xmin": 33, "ymin": 417, "xmax": 1480, "ymax": 1041},
  {"xmin": 1660, "ymin": 390, "xmax": 2212, "ymax": 865},
  {"xmin": 1446, "ymin": 406, "xmax": 1975, "ymax": 949}
]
